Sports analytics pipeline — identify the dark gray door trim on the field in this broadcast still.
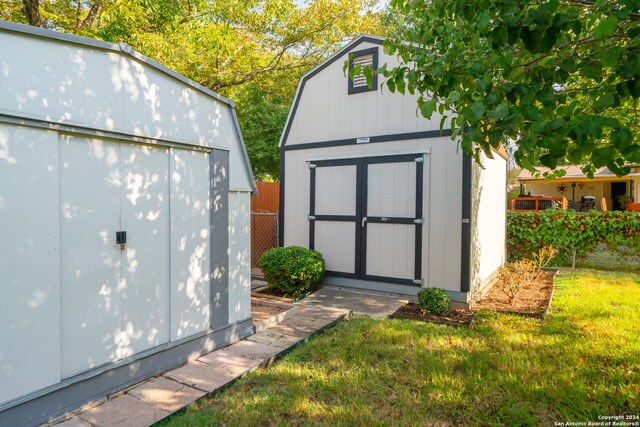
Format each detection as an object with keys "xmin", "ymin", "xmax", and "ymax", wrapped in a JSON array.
[
  {"xmin": 460, "ymin": 154, "xmax": 472, "ymax": 293},
  {"xmin": 211, "ymin": 150, "xmax": 229, "ymax": 329}
]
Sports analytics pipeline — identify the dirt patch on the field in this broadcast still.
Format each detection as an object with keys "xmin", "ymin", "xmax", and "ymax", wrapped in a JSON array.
[
  {"xmin": 252, "ymin": 302, "xmax": 286, "ymax": 324},
  {"xmin": 475, "ymin": 270, "xmax": 555, "ymax": 317},
  {"xmin": 390, "ymin": 303, "xmax": 475, "ymax": 327}
]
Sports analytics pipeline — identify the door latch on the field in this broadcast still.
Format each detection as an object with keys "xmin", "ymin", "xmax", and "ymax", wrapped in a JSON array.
[
  {"xmin": 116, "ymin": 231, "xmax": 127, "ymax": 250},
  {"xmin": 361, "ymin": 217, "xmax": 367, "ymax": 227}
]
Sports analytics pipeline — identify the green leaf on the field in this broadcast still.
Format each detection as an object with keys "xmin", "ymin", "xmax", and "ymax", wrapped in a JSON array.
[
  {"xmin": 471, "ymin": 102, "xmax": 485, "ymax": 120},
  {"xmin": 395, "ymin": 74, "xmax": 406, "ymax": 94},
  {"xmin": 540, "ymin": 153, "xmax": 557, "ymax": 169},
  {"xmin": 419, "ymin": 98, "xmax": 436, "ymax": 118},
  {"xmin": 446, "ymin": 90, "xmax": 461, "ymax": 103},
  {"xmin": 521, "ymin": 27, "xmax": 543, "ymax": 53},
  {"xmin": 541, "ymin": 28, "xmax": 558, "ymax": 52},
  {"xmin": 592, "ymin": 147, "xmax": 613, "ymax": 167},
  {"xmin": 594, "ymin": 16, "xmax": 618, "ymax": 39},
  {"xmin": 594, "ymin": 93, "xmax": 615, "ymax": 110},
  {"xmin": 363, "ymin": 67, "xmax": 374, "ymax": 89},
  {"xmin": 581, "ymin": 61, "xmax": 603, "ymax": 80},
  {"xmin": 488, "ymin": 102, "xmax": 509, "ymax": 120},
  {"xmin": 601, "ymin": 50, "xmax": 620, "ymax": 68}
]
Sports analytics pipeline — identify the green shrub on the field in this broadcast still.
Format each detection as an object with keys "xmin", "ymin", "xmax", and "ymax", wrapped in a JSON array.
[
  {"xmin": 259, "ymin": 246, "xmax": 325, "ymax": 297},
  {"xmin": 507, "ymin": 210, "xmax": 640, "ymax": 264},
  {"xmin": 417, "ymin": 288, "xmax": 451, "ymax": 315}
]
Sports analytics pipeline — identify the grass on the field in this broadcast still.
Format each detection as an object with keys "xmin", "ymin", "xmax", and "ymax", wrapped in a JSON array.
[
  {"xmin": 160, "ymin": 271, "xmax": 640, "ymax": 426},
  {"xmin": 574, "ymin": 249, "xmax": 640, "ymax": 272}
]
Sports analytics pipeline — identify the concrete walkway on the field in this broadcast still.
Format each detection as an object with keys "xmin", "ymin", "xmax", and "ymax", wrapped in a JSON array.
[
  {"xmin": 299, "ymin": 286, "xmax": 410, "ymax": 318},
  {"xmin": 49, "ymin": 286, "xmax": 406, "ymax": 427}
]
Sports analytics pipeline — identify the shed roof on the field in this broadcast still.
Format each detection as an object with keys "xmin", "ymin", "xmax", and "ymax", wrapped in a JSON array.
[
  {"xmin": 279, "ymin": 34, "xmax": 384, "ymax": 148},
  {"xmin": 279, "ymin": 34, "xmax": 509, "ymax": 162},
  {"xmin": 0, "ymin": 19, "xmax": 256, "ymax": 193}
]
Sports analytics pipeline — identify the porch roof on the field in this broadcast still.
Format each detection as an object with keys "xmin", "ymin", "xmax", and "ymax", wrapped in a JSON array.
[{"xmin": 518, "ymin": 165, "xmax": 640, "ymax": 183}]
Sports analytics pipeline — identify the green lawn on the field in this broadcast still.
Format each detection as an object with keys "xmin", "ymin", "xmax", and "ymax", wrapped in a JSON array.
[
  {"xmin": 575, "ymin": 249, "xmax": 640, "ymax": 272},
  {"xmin": 161, "ymin": 271, "xmax": 640, "ymax": 426}
]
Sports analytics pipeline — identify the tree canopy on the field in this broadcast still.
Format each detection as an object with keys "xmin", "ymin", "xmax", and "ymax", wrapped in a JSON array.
[
  {"xmin": 381, "ymin": 0, "xmax": 639, "ymax": 177},
  {"xmin": 2, "ymin": 0, "xmax": 383, "ymax": 179}
]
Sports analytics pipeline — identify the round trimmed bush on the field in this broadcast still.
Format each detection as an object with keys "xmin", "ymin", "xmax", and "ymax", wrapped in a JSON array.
[
  {"xmin": 417, "ymin": 288, "xmax": 451, "ymax": 315},
  {"xmin": 259, "ymin": 246, "xmax": 325, "ymax": 297}
]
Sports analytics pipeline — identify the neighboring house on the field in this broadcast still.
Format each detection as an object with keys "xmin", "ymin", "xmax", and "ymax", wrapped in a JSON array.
[
  {"xmin": 279, "ymin": 35, "xmax": 508, "ymax": 306},
  {"xmin": 0, "ymin": 21, "xmax": 255, "ymax": 426},
  {"xmin": 518, "ymin": 166, "xmax": 640, "ymax": 211}
]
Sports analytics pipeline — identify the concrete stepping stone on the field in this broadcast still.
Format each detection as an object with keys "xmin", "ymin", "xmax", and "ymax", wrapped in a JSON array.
[
  {"xmin": 163, "ymin": 361, "xmax": 237, "ymax": 392},
  {"xmin": 220, "ymin": 340, "xmax": 281, "ymax": 361},
  {"xmin": 247, "ymin": 330, "xmax": 303, "ymax": 348},
  {"xmin": 77, "ymin": 394, "xmax": 169, "ymax": 427},
  {"xmin": 51, "ymin": 418, "xmax": 92, "ymax": 427},
  {"xmin": 126, "ymin": 376, "xmax": 206, "ymax": 413},
  {"xmin": 197, "ymin": 350, "xmax": 262, "ymax": 374}
]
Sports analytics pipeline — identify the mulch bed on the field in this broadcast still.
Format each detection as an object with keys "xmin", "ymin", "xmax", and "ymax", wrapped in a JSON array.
[
  {"xmin": 474, "ymin": 270, "xmax": 556, "ymax": 317},
  {"xmin": 254, "ymin": 286, "xmax": 291, "ymax": 298},
  {"xmin": 390, "ymin": 270, "xmax": 556, "ymax": 324},
  {"xmin": 390, "ymin": 303, "xmax": 476, "ymax": 327},
  {"xmin": 252, "ymin": 286, "xmax": 312, "ymax": 303}
]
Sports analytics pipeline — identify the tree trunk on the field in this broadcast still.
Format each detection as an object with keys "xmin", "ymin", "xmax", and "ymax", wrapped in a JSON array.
[{"xmin": 22, "ymin": 0, "xmax": 42, "ymax": 27}]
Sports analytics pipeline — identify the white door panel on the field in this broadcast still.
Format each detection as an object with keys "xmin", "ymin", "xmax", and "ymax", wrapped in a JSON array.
[
  {"xmin": 367, "ymin": 162, "xmax": 416, "ymax": 218},
  {"xmin": 120, "ymin": 144, "xmax": 170, "ymax": 355},
  {"xmin": 170, "ymin": 149, "xmax": 211, "ymax": 340},
  {"xmin": 60, "ymin": 136, "xmax": 122, "ymax": 378},
  {"xmin": 366, "ymin": 223, "xmax": 415, "ymax": 279},
  {"xmin": 315, "ymin": 221, "xmax": 356, "ymax": 273},
  {"xmin": 315, "ymin": 165, "xmax": 357, "ymax": 216}
]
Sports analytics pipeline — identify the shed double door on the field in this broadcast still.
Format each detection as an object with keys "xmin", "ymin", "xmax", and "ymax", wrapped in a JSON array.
[
  {"xmin": 309, "ymin": 154, "xmax": 424, "ymax": 286},
  {"xmin": 59, "ymin": 136, "xmax": 212, "ymax": 378}
]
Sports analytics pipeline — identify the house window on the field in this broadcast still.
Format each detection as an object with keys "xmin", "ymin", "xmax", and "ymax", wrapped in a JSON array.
[{"xmin": 348, "ymin": 47, "xmax": 378, "ymax": 95}]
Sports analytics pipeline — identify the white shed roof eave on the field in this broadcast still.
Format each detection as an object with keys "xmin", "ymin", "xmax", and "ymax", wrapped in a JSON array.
[{"xmin": 0, "ymin": 19, "xmax": 257, "ymax": 194}]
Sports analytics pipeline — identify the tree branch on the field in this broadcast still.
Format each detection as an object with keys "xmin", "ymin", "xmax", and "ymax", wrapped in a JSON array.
[{"xmin": 79, "ymin": 2, "xmax": 102, "ymax": 29}]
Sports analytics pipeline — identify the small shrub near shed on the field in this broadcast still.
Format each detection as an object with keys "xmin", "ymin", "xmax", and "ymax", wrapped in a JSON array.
[
  {"xmin": 417, "ymin": 288, "xmax": 451, "ymax": 315},
  {"xmin": 496, "ymin": 246, "xmax": 558, "ymax": 304},
  {"xmin": 259, "ymin": 246, "xmax": 325, "ymax": 297}
]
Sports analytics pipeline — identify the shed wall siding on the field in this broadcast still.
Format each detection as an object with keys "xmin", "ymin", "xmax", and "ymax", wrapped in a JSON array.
[
  {"xmin": 285, "ymin": 41, "xmax": 451, "ymax": 147},
  {"xmin": 0, "ymin": 121, "xmax": 249, "ymax": 409},
  {"xmin": 228, "ymin": 191, "xmax": 252, "ymax": 323},
  {"xmin": 470, "ymin": 152, "xmax": 507, "ymax": 299},
  {"xmin": 0, "ymin": 125, "xmax": 61, "ymax": 404},
  {"xmin": 283, "ymin": 137, "xmax": 462, "ymax": 292},
  {"xmin": 0, "ymin": 29, "xmax": 251, "ymax": 192}
]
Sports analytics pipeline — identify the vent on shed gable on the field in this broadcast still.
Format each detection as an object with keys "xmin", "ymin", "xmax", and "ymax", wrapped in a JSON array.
[
  {"xmin": 348, "ymin": 47, "xmax": 378, "ymax": 95},
  {"xmin": 351, "ymin": 54, "xmax": 374, "ymax": 88}
]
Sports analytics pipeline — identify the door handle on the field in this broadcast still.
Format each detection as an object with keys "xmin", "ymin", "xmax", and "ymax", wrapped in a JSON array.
[
  {"xmin": 361, "ymin": 217, "xmax": 367, "ymax": 227},
  {"xmin": 116, "ymin": 231, "xmax": 127, "ymax": 250}
]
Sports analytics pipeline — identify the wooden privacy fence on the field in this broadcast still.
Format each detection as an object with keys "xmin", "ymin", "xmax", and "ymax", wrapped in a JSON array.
[{"xmin": 251, "ymin": 181, "xmax": 280, "ymax": 267}]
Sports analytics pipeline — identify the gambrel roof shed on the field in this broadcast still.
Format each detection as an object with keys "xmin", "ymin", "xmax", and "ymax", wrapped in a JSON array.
[
  {"xmin": 0, "ymin": 20, "xmax": 254, "ymax": 426},
  {"xmin": 279, "ymin": 35, "xmax": 508, "ymax": 304}
]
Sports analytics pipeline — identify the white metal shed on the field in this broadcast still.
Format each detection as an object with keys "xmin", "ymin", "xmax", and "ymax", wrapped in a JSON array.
[
  {"xmin": 279, "ymin": 35, "xmax": 507, "ymax": 304},
  {"xmin": 0, "ymin": 21, "xmax": 255, "ymax": 426}
]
